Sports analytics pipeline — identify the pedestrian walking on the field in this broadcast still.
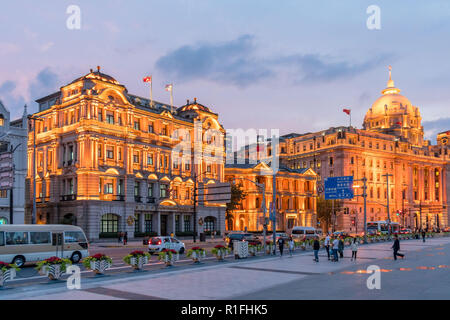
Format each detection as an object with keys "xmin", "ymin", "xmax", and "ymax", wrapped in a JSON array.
[
  {"xmin": 332, "ymin": 237, "xmax": 339, "ymax": 262},
  {"xmin": 118, "ymin": 232, "xmax": 122, "ymax": 244},
  {"xmin": 392, "ymin": 235, "xmax": 404, "ymax": 260},
  {"xmin": 338, "ymin": 237, "xmax": 344, "ymax": 259},
  {"xmin": 313, "ymin": 237, "xmax": 320, "ymax": 262},
  {"xmin": 123, "ymin": 232, "xmax": 128, "ymax": 246},
  {"xmin": 288, "ymin": 236, "xmax": 294, "ymax": 257},
  {"xmin": 324, "ymin": 234, "xmax": 331, "ymax": 260},
  {"xmin": 277, "ymin": 237, "xmax": 285, "ymax": 257},
  {"xmin": 351, "ymin": 238, "xmax": 359, "ymax": 261},
  {"xmin": 421, "ymin": 230, "xmax": 426, "ymax": 243}
]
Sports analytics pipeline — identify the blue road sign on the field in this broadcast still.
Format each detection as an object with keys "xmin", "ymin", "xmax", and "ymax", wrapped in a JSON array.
[{"xmin": 324, "ymin": 176, "xmax": 354, "ymax": 200}]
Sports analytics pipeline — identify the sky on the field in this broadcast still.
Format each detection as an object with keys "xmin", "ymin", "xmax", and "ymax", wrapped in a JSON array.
[{"xmin": 0, "ymin": 0, "xmax": 449, "ymax": 141}]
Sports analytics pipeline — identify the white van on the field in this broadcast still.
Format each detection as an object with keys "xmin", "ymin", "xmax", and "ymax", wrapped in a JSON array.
[
  {"xmin": 290, "ymin": 226, "xmax": 322, "ymax": 240},
  {"xmin": 0, "ymin": 224, "xmax": 89, "ymax": 267}
]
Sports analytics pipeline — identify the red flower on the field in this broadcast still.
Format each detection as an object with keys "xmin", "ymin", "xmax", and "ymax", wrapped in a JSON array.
[
  {"xmin": 0, "ymin": 261, "xmax": 10, "ymax": 268},
  {"xmin": 265, "ymin": 240, "xmax": 272, "ymax": 245},
  {"xmin": 214, "ymin": 245, "xmax": 225, "ymax": 249},
  {"xmin": 45, "ymin": 256, "xmax": 62, "ymax": 264},
  {"xmin": 249, "ymin": 242, "xmax": 259, "ymax": 246},
  {"xmin": 92, "ymin": 253, "xmax": 107, "ymax": 260},
  {"xmin": 191, "ymin": 247, "xmax": 202, "ymax": 251}
]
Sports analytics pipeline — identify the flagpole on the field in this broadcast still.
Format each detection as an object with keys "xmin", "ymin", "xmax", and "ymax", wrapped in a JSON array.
[
  {"xmin": 350, "ymin": 109, "xmax": 352, "ymax": 127},
  {"xmin": 170, "ymin": 84, "xmax": 173, "ymax": 114},
  {"xmin": 150, "ymin": 79, "xmax": 153, "ymax": 107}
]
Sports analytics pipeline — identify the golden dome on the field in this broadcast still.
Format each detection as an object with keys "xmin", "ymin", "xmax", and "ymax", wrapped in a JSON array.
[{"xmin": 366, "ymin": 66, "xmax": 414, "ymax": 118}]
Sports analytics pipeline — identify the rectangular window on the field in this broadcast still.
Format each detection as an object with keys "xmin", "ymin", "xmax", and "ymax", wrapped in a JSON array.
[
  {"xmin": 184, "ymin": 216, "xmax": 191, "ymax": 232},
  {"xmin": 118, "ymin": 148, "xmax": 122, "ymax": 161},
  {"xmin": 64, "ymin": 231, "xmax": 87, "ymax": 243},
  {"xmin": 175, "ymin": 215, "xmax": 180, "ymax": 232},
  {"xmin": 144, "ymin": 214, "xmax": 152, "ymax": 233},
  {"xmin": 148, "ymin": 184, "xmax": 153, "ymax": 197},
  {"xmin": 107, "ymin": 148, "xmax": 114, "ymax": 159},
  {"xmin": 0, "ymin": 232, "xmax": 4, "ymax": 246},
  {"xmin": 134, "ymin": 181, "xmax": 140, "ymax": 196},
  {"xmin": 106, "ymin": 114, "xmax": 114, "ymax": 124},
  {"xmin": 118, "ymin": 180, "xmax": 124, "ymax": 195},
  {"xmin": 135, "ymin": 214, "xmax": 141, "ymax": 233},
  {"xmin": 134, "ymin": 121, "xmax": 140, "ymax": 130},
  {"xmin": 30, "ymin": 232, "xmax": 51, "ymax": 244},
  {"xmin": 6, "ymin": 232, "xmax": 29, "ymax": 245},
  {"xmin": 105, "ymin": 183, "xmax": 113, "ymax": 194},
  {"xmin": 98, "ymin": 111, "xmax": 103, "ymax": 121},
  {"xmin": 185, "ymin": 162, "xmax": 190, "ymax": 171},
  {"xmin": 0, "ymin": 190, "xmax": 7, "ymax": 198},
  {"xmin": 134, "ymin": 153, "xmax": 139, "ymax": 163},
  {"xmin": 147, "ymin": 155, "xmax": 153, "ymax": 165},
  {"xmin": 148, "ymin": 123, "xmax": 154, "ymax": 133},
  {"xmin": 160, "ymin": 184, "xmax": 168, "ymax": 198}
]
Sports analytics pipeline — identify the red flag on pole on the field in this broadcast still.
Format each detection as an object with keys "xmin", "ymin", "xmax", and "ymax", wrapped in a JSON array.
[
  {"xmin": 143, "ymin": 76, "xmax": 152, "ymax": 83},
  {"xmin": 343, "ymin": 108, "xmax": 351, "ymax": 115}
]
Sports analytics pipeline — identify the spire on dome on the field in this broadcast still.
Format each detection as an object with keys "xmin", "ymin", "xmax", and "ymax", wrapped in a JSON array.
[{"xmin": 382, "ymin": 65, "xmax": 400, "ymax": 95}]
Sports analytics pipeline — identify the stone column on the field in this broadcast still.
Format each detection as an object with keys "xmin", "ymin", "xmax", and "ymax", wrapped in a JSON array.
[
  {"xmin": 180, "ymin": 213, "xmax": 185, "ymax": 232},
  {"xmin": 155, "ymin": 212, "xmax": 161, "ymax": 236}
]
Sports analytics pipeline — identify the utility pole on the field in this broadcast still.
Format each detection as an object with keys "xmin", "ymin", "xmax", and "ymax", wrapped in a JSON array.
[
  {"xmin": 382, "ymin": 173, "xmax": 393, "ymax": 238},
  {"xmin": 29, "ymin": 116, "xmax": 43, "ymax": 225}
]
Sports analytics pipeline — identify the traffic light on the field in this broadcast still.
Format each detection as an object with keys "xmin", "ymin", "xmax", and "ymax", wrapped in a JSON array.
[{"xmin": 351, "ymin": 217, "xmax": 355, "ymax": 225}]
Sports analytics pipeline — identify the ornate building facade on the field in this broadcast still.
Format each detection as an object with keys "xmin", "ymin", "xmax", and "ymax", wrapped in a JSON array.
[
  {"xmin": 224, "ymin": 162, "xmax": 317, "ymax": 232},
  {"xmin": 0, "ymin": 102, "xmax": 28, "ymax": 224},
  {"xmin": 280, "ymin": 68, "xmax": 449, "ymax": 232},
  {"xmin": 25, "ymin": 68, "xmax": 227, "ymax": 240}
]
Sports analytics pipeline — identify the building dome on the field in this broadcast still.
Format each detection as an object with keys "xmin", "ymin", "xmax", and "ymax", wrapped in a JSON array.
[
  {"xmin": 363, "ymin": 66, "xmax": 424, "ymax": 147},
  {"xmin": 71, "ymin": 67, "xmax": 120, "ymax": 85},
  {"xmin": 178, "ymin": 98, "xmax": 213, "ymax": 113},
  {"xmin": 366, "ymin": 66, "xmax": 414, "ymax": 119}
]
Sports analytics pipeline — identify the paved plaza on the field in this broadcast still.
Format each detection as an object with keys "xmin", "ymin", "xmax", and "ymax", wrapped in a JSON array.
[{"xmin": 2, "ymin": 237, "xmax": 449, "ymax": 300}]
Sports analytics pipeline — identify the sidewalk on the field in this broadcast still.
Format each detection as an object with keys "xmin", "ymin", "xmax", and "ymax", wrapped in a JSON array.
[{"xmin": 7, "ymin": 237, "xmax": 449, "ymax": 300}]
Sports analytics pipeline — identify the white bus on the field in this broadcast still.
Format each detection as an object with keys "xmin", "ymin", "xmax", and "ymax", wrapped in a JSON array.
[
  {"xmin": 366, "ymin": 221, "xmax": 400, "ymax": 235},
  {"xmin": 290, "ymin": 226, "xmax": 322, "ymax": 240},
  {"xmin": 0, "ymin": 225, "xmax": 89, "ymax": 267}
]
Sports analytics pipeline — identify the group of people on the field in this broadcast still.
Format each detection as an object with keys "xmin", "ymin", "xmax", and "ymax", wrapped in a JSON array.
[
  {"xmin": 275, "ymin": 234, "xmax": 359, "ymax": 263},
  {"xmin": 118, "ymin": 232, "xmax": 128, "ymax": 245},
  {"xmin": 275, "ymin": 232, "xmax": 410, "ymax": 262},
  {"xmin": 323, "ymin": 234, "xmax": 359, "ymax": 262}
]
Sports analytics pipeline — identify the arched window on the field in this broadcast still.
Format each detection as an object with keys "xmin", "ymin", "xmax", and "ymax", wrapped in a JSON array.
[
  {"xmin": 62, "ymin": 213, "xmax": 76, "ymax": 225},
  {"xmin": 101, "ymin": 214, "xmax": 119, "ymax": 233},
  {"xmin": 204, "ymin": 216, "xmax": 216, "ymax": 232}
]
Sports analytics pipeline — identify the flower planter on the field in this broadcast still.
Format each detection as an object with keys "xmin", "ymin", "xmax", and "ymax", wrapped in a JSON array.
[
  {"xmin": 130, "ymin": 256, "xmax": 149, "ymax": 270},
  {"xmin": 0, "ymin": 269, "xmax": 16, "ymax": 287},
  {"xmin": 212, "ymin": 246, "xmax": 230, "ymax": 261},
  {"xmin": 39, "ymin": 264, "xmax": 63, "ymax": 280},
  {"xmin": 90, "ymin": 260, "xmax": 112, "ymax": 275},
  {"xmin": 188, "ymin": 249, "xmax": 206, "ymax": 264}
]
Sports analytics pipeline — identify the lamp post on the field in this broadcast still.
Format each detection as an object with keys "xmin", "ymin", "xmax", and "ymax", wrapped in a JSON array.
[
  {"xmin": 354, "ymin": 177, "xmax": 368, "ymax": 244},
  {"xmin": 28, "ymin": 115, "xmax": 43, "ymax": 224},
  {"xmin": 382, "ymin": 173, "xmax": 393, "ymax": 238}
]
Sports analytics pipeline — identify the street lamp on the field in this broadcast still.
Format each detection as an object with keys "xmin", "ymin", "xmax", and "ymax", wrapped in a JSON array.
[{"xmin": 28, "ymin": 115, "xmax": 43, "ymax": 224}]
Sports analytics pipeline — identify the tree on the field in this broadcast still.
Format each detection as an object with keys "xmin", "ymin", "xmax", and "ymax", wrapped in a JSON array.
[
  {"xmin": 226, "ymin": 183, "xmax": 247, "ymax": 231},
  {"xmin": 316, "ymin": 196, "xmax": 341, "ymax": 232}
]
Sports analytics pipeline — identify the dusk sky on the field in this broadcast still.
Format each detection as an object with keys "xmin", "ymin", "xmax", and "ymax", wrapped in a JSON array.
[{"xmin": 1, "ymin": 0, "xmax": 449, "ymax": 141}]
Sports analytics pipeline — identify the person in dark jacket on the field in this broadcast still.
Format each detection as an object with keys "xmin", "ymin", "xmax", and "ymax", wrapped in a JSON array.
[
  {"xmin": 338, "ymin": 237, "xmax": 344, "ymax": 258},
  {"xmin": 313, "ymin": 237, "xmax": 320, "ymax": 262},
  {"xmin": 421, "ymin": 230, "xmax": 426, "ymax": 243},
  {"xmin": 392, "ymin": 235, "xmax": 404, "ymax": 260},
  {"xmin": 277, "ymin": 237, "xmax": 285, "ymax": 257},
  {"xmin": 123, "ymin": 232, "xmax": 128, "ymax": 245}
]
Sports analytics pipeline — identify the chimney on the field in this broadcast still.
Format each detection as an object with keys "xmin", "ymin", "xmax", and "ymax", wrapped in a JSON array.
[
  {"xmin": 187, "ymin": 99, "xmax": 190, "ymax": 105},
  {"xmin": 97, "ymin": 66, "xmax": 101, "ymax": 72},
  {"xmin": 90, "ymin": 68, "xmax": 93, "ymax": 73},
  {"xmin": 194, "ymin": 97, "xmax": 197, "ymax": 103}
]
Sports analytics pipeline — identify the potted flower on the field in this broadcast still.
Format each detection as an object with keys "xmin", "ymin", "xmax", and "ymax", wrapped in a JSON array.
[
  {"xmin": 211, "ymin": 245, "xmax": 230, "ymax": 261},
  {"xmin": 36, "ymin": 256, "xmax": 72, "ymax": 280},
  {"xmin": 158, "ymin": 249, "xmax": 179, "ymax": 267},
  {"xmin": 186, "ymin": 247, "xmax": 206, "ymax": 264},
  {"xmin": 123, "ymin": 250, "xmax": 150, "ymax": 270},
  {"xmin": 0, "ymin": 261, "xmax": 19, "ymax": 287},
  {"xmin": 265, "ymin": 241, "xmax": 274, "ymax": 254},
  {"xmin": 82, "ymin": 253, "xmax": 113, "ymax": 275},
  {"xmin": 248, "ymin": 242, "xmax": 261, "ymax": 256}
]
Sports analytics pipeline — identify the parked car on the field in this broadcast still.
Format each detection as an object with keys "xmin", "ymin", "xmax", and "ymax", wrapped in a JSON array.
[
  {"xmin": 398, "ymin": 228, "xmax": 412, "ymax": 234},
  {"xmin": 148, "ymin": 236, "xmax": 185, "ymax": 254},
  {"xmin": 333, "ymin": 231, "xmax": 351, "ymax": 238},
  {"xmin": 225, "ymin": 233, "xmax": 261, "ymax": 249},
  {"xmin": 443, "ymin": 227, "xmax": 450, "ymax": 232}
]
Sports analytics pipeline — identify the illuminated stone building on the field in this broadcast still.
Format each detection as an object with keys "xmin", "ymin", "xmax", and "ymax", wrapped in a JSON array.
[
  {"xmin": 224, "ymin": 162, "xmax": 317, "ymax": 232},
  {"xmin": 280, "ymin": 68, "xmax": 449, "ymax": 232},
  {"xmin": 25, "ymin": 68, "xmax": 226, "ymax": 240}
]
